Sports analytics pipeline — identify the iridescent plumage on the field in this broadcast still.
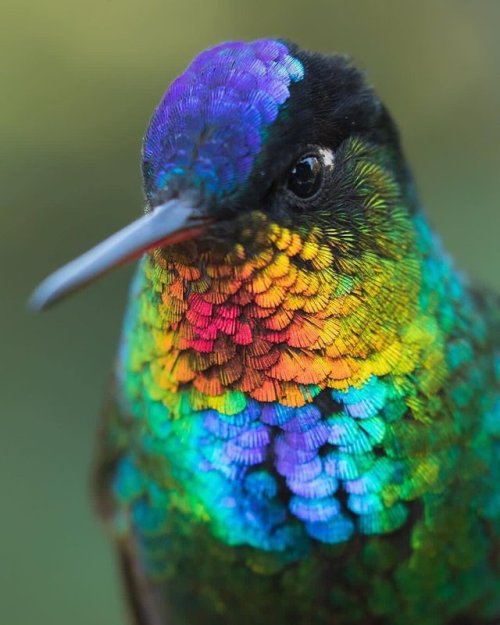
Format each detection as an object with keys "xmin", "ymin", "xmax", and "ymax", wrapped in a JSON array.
[{"xmin": 35, "ymin": 39, "xmax": 500, "ymax": 625}]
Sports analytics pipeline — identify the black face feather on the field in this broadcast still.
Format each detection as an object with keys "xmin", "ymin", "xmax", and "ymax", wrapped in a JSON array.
[
  {"xmin": 225, "ymin": 43, "xmax": 415, "ymax": 219},
  {"xmin": 285, "ymin": 43, "xmax": 397, "ymax": 149}
]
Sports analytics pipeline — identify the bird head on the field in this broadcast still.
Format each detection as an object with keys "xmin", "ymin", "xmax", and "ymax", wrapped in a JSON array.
[{"xmin": 31, "ymin": 39, "xmax": 427, "ymax": 405}]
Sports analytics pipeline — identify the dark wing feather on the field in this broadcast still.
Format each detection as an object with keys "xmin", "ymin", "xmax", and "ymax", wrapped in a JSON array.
[{"xmin": 92, "ymin": 387, "xmax": 168, "ymax": 625}]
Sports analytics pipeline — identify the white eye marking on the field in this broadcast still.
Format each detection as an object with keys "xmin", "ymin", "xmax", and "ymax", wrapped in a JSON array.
[{"xmin": 318, "ymin": 147, "xmax": 335, "ymax": 168}]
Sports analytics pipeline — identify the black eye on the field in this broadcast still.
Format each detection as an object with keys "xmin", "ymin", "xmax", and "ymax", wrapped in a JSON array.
[{"xmin": 286, "ymin": 154, "xmax": 323, "ymax": 199}]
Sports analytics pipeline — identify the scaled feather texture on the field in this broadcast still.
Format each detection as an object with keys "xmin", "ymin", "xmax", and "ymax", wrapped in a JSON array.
[{"xmin": 92, "ymin": 39, "xmax": 500, "ymax": 625}]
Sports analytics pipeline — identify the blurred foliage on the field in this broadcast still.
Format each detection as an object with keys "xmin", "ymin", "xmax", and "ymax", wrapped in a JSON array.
[{"xmin": 1, "ymin": 1, "xmax": 499, "ymax": 624}]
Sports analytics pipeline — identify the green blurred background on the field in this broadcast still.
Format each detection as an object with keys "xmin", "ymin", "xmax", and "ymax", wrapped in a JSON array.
[{"xmin": 2, "ymin": 1, "xmax": 499, "ymax": 623}]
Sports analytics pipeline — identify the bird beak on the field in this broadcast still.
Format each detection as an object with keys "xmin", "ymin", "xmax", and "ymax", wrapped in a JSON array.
[{"xmin": 29, "ymin": 198, "xmax": 207, "ymax": 311}]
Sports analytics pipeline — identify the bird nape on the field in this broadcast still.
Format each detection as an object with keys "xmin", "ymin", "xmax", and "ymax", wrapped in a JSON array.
[{"xmin": 31, "ymin": 39, "xmax": 500, "ymax": 625}]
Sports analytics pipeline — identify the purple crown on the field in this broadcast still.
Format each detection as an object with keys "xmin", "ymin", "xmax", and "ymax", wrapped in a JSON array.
[{"xmin": 142, "ymin": 39, "xmax": 304, "ymax": 198}]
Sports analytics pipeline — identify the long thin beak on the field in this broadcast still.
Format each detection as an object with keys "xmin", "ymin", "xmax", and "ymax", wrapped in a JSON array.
[{"xmin": 29, "ymin": 198, "xmax": 207, "ymax": 311}]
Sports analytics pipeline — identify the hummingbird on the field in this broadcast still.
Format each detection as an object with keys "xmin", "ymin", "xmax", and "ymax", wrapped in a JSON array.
[{"xmin": 31, "ymin": 39, "xmax": 499, "ymax": 625}]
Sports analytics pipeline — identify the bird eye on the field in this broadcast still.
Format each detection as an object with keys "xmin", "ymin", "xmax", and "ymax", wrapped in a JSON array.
[{"xmin": 286, "ymin": 153, "xmax": 323, "ymax": 199}]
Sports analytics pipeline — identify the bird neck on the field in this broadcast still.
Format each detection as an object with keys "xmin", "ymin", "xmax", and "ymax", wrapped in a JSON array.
[{"xmin": 116, "ymin": 211, "xmax": 485, "ymax": 422}]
